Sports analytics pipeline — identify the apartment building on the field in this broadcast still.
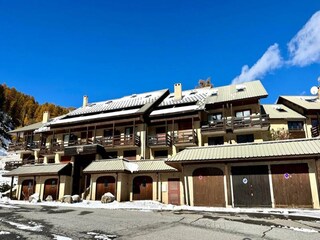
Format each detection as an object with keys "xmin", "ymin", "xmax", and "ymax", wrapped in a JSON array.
[{"xmin": 5, "ymin": 80, "xmax": 320, "ymax": 209}]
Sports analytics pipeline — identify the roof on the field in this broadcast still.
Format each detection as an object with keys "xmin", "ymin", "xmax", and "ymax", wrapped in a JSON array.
[
  {"xmin": 206, "ymin": 80, "xmax": 268, "ymax": 105},
  {"xmin": 262, "ymin": 104, "xmax": 306, "ymax": 120},
  {"xmin": 83, "ymin": 159, "xmax": 177, "ymax": 173},
  {"xmin": 168, "ymin": 138, "xmax": 320, "ymax": 163},
  {"xmin": 66, "ymin": 89, "xmax": 168, "ymax": 117},
  {"xmin": 2, "ymin": 163, "xmax": 71, "ymax": 177},
  {"xmin": 277, "ymin": 96, "xmax": 320, "ymax": 111},
  {"xmin": 159, "ymin": 87, "xmax": 212, "ymax": 107},
  {"xmin": 10, "ymin": 122, "xmax": 44, "ymax": 133},
  {"xmin": 150, "ymin": 105, "xmax": 201, "ymax": 117}
]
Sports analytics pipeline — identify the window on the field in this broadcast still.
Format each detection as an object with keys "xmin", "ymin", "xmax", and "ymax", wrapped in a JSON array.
[
  {"xmin": 208, "ymin": 113, "xmax": 222, "ymax": 123},
  {"xmin": 123, "ymin": 150, "xmax": 136, "ymax": 160},
  {"xmin": 236, "ymin": 134, "xmax": 254, "ymax": 143},
  {"xmin": 154, "ymin": 150, "xmax": 168, "ymax": 159},
  {"xmin": 208, "ymin": 136, "xmax": 224, "ymax": 145},
  {"xmin": 106, "ymin": 151, "xmax": 117, "ymax": 159},
  {"xmin": 235, "ymin": 110, "xmax": 251, "ymax": 118},
  {"xmin": 48, "ymin": 158, "xmax": 55, "ymax": 164},
  {"xmin": 104, "ymin": 129, "xmax": 113, "ymax": 137},
  {"xmin": 288, "ymin": 121, "xmax": 304, "ymax": 131},
  {"xmin": 311, "ymin": 119, "xmax": 319, "ymax": 127},
  {"xmin": 156, "ymin": 126, "xmax": 166, "ymax": 134}
]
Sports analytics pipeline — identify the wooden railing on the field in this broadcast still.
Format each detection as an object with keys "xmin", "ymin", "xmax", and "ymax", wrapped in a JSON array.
[
  {"xmin": 148, "ymin": 133, "xmax": 172, "ymax": 146},
  {"xmin": 95, "ymin": 134, "xmax": 141, "ymax": 147},
  {"xmin": 174, "ymin": 129, "xmax": 197, "ymax": 145},
  {"xmin": 311, "ymin": 125, "xmax": 320, "ymax": 138},
  {"xmin": 201, "ymin": 114, "xmax": 270, "ymax": 132}
]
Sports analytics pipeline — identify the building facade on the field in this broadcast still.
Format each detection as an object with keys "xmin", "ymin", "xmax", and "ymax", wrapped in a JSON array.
[{"xmin": 5, "ymin": 81, "xmax": 320, "ymax": 209}]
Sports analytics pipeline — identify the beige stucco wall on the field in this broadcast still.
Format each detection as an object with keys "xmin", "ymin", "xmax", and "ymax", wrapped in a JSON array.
[{"xmin": 16, "ymin": 175, "xmax": 72, "ymax": 201}]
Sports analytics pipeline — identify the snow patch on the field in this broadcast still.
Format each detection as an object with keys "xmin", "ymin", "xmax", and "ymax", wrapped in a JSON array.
[
  {"xmin": 0, "ymin": 231, "xmax": 10, "ymax": 235},
  {"xmin": 4, "ymin": 220, "xmax": 43, "ymax": 232},
  {"xmin": 52, "ymin": 234, "xmax": 73, "ymax": 240},
  {"xmin": 280, "ymin": 226, "xmax": 318, "ymax": 233},
  {"xmin": 87, "ymin": 232, "xmax": 117, "ymax": 240},
  {"xmin": 123, "ymin": 161, "xmax": 138, "ymax": 173}
]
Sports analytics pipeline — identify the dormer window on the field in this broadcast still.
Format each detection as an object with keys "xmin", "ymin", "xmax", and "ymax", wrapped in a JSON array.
[
  {"xmin": 274, "ymin": 106, "xmax": 287, "ymax": 112},
  {"xmin": 131, "ymin": 94, "xmax": 137, "ymax": 98},
  {"xmin": 190, "ymin": 90, "xmax": 197, "ymax": 95},
  {"xmin": 145, "ymin": 94, "xmax": 151, "ymax": 98},
  {"xmin": 236, "ymin": 85, "xmax": 246, "ymax": 92},
  {"xmin": 105, "ymin": 100, "xmax": 113, "ymax": 104},
  {"xmin": 211, "ymin": 89, "xmax": 218, "ymax": 96}
]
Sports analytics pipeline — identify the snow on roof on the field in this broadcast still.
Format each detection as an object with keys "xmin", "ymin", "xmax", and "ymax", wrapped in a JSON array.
[
  {"xmin": 150, "ymin": 105, "xmax": 201, "ymax": 116},
  {"xmin": 159, "ymin": 87, "xmax": 212, "ymax": 107},
  {"xmin": 50, "ymin": 109, "xmax": 140, "ymax": 126},
  {"xmin": 66, "ymin": 89, "xmax": 168, "ymax": 117}
]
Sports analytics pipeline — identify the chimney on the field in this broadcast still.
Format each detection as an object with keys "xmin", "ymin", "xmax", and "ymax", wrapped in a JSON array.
[
  {"xmin": 83, "ymin": 95, "xmax": 88, "ymax": 107},
  {"xmin": 42, "ymin": 111, "xmax": 50, "ymax": 123},
  {"xmin": 174, "ymin": 83, "xmax": 182, "ymax": 100},
  {"xmin": 318, "ymin": 87, "xmax": 320, "ymax": 99}
]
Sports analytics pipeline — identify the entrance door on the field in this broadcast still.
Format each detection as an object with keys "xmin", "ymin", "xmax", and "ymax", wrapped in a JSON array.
[
  {"xmin": 96, "ymin": 176, "xmax": 116, "ymax": 201},
  {"xmin": 132, "ymin": 176, "xmax": 153, "ymax": 200},
  {"xmin": 193, "ymin": 167, "xmax": 225, "ymax": 207},
  {"xmin": 20, "ymin": 179, "xmax": 35, "ymax": 200},
  {"xmin": 72, "ymin": 154, "xmax": 95, "ymax": 195},
  {"xmin": 271, "ymin": 163, "xmax": 313, "ymax": 208},
  {"xmin": 231, "ymin": 165, "xmax": 271, "ymax": 207},
  {"xmin": 168, "ymin": 178, "xmax": 180, "ymax": 205},
  {"xmin": 44, "ymin": 178, "xmax": 58, "ymax": 200}
]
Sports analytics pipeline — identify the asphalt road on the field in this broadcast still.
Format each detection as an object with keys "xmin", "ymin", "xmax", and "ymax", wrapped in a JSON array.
[{"xmin": 0, "ymin": 204, "xmax": 320, "ymax": 240}]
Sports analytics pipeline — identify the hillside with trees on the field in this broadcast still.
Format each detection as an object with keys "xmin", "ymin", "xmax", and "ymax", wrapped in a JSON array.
[
  {"xmin": 0, "ymin": 84, "xmax": 73, "ymax": 150},
  {"xmin": 0, "ymin": 84, "xmax": 73, "ymax": 127}
]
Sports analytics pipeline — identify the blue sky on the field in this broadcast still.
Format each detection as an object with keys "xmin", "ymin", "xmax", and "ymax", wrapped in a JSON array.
[{"xmin": 0, "ymin": 1, "xmax": 319, "ymax": 107}]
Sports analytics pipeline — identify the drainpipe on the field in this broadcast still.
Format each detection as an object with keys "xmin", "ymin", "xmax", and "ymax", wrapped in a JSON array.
[
  {"xmin": 115, "ymin": 173, "xmax": 118, "ymax": 201},
  {"xmin": 57, "ymin": 175, "xmax": 60, "ymax": 201},
  {"xmin": 9, "ymin": 176, "xmax": 14, "ymax": 199}
]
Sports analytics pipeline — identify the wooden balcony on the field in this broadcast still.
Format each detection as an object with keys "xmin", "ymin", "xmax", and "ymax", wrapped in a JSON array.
[
  {"xmin": 201, "ymin": 114, "xmax": 270, "ymax": 134},
  {"xmin": 39, "ymin": 142, "xmax": 65, "ymax": 155},
  {"xmin": 96, "ymin": 134, "xmax": 141, "ymax": 148},
  {"xmin": 8, "ymin": 141, "xmax": 41, "ymax": 152},
  {"xmin": 289, "ymin": 130, "xmax": 306, "ymax": 139},
  {"xmin": 148, "ymin": 133, "xmax": 172, "ymax": 147},
  {"xmin": 174, "ymin": 129, "xmax": 198, "ymax": 146}
]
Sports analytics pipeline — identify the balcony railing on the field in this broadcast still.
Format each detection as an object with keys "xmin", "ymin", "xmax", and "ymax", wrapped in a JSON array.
[
  {"xmin": 201, "ymin": 114, "xmax": 270, "ymax": 133},
  {"xmin": 8, "ymin": 141, "xmax": 42, "ymax": 152},
  {"xmin": 173, "ymin": 129, "xmax": 198, "ymax": 145},
  {"xmin": 148, "ymin": 133, "xmax": 172, "ymax": 147},
  {"xmin": 96, "ymin": 134, "xmax": 141, "ymax": 147},
  {"xmin": 311, "ymin": 125, "xmax": 320, "ymax": 138}
]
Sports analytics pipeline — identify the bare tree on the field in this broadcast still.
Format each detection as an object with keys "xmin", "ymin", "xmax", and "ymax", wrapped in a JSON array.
[{"xmin": 196, "ymin": 77, "xmax": 213, "ymax": 88}]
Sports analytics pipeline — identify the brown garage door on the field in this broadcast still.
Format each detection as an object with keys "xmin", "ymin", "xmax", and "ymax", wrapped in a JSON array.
[
  {"xmin": 193, "ymin": 167, "xmax": 225, "ymax": 207},
  {"xmin": 232, "ymin": 165, "xmax": 272, "ymax": 207},
  {"xmin": 96, "ymin": 176, "xmax": 116, "ymax": 201},
  {"xmin": 20, "ymin": 179, "xmax": 35, "ymax": 200},
  {"xmin": 133, "ymin": 176, "xmax": 153, "ymax": 200},
  {"xmin": 271, "ymin": 163, "xmax": 312, "ymax": 208},
  {"xmin": 44, "ymin": 178, "xmax": 58, "ymax": 200},
  {"xmin": 168, "ymin": 178, "xmax": 180, "ymax": 205}
]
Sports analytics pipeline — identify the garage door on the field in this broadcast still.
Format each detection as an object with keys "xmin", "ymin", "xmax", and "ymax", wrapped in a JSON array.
[
  {"xmin": 168, "ymin": 178, "xmax": 180, "ymax": 205},
  {"xmin": 21, "ymin": 179, "xmax": 35, "ymax": 200},
  {"xmin": 44, "ymin": 178, "xmax": 58, "ymax": 200},
  {"xmin": 133, "ymin": 176, "xmax": 153, "ymax": 200},
  {"xmin": 271, "ymin": 163, "xmax": 312, "ymax": 208},
  {"xmin": 96, "ymin": 176, "xmax": 116, "ymax": 201},
  {"xmin": 232, "ymin": 165, "xmax": 271, "ymax": 207},
  {"xmin": 193, "ymin": 167, "xmax": 225, "ymax": 207}
]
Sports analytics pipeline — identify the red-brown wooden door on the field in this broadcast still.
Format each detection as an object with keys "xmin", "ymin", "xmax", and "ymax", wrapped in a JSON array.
[
  {"xmin": 133, "ymin": 176, "xmax": 153, "ymax": 200},
  {"xmin": 44, "ymin": 178, "xmax": 58, "ymax": 200},
  {"xmin": 193, "ymin": 167, "xmax": 225, "ymax": 207},
  {"xmin": 96, "ymin": 176, "xmax": 116, "ymax": 201},
  {"xmin": 20, "ymin": 179, "xmax": 35, "ymax": 200},
  {"xmin": 271, "ymin": 163, "xmax": 313, "ymax": 208},
  {"xmin": 168, "ymin": 178, "xmax": 180, "ymax": 205}
]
